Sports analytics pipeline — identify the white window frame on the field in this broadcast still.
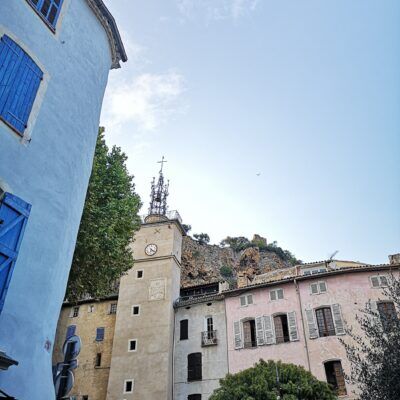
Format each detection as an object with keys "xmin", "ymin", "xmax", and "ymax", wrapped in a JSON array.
[
  {"xmin": 136, "ymin": 269, "xmax": 144, "ymax": 279},
  {"xmin": 310, "ymin": 281, "xmax": 327, "ymax": 295},
  {"xmin": 132, "ymin": 305, "xmax": 140, "ymax": 316},
  {"xmin": 370, "ymin": 275, "xmax": 389, "ymax": 288},
  {"xmin": 128, "ymin": 339, "xmax": 137, "ymax": 352},
  {"xmin": 88, "ymin": 304, "xmax": 95, "ymax": 313},
  {"xmin": 239, "ymin": 294, "xmax": 253, "ymax": 307},
  {"xmin": 109, "ymin": 303, "xmax": 117, "ymax": 314},
  {"xmin": 270, "ymin": 288, "xmax": 284, "ymax": 301},
  {"xmin": 70, "ymin": 306, "xmax": 79, "ymax": 318},
  {"xmin": 124, "ymin": 379, "xmax": 134, "ymax": 394}
]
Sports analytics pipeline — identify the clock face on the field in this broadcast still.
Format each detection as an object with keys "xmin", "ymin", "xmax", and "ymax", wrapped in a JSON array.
[{"xmin": 145, "ymin": 243, "xmax": 157, "ymax": 256}]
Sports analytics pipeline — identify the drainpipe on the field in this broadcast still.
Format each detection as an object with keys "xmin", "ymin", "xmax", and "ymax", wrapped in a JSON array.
[
  {"xmin": 223, "ymin": 296, "xmax": 230, "ymax": 374},
  {"xmin": 294, "ymin": 278, "xmax": 311, "ymax": 372},
  {"xmin": 172, "ymin": 304, "xmax": 176, "ymax": 400}
]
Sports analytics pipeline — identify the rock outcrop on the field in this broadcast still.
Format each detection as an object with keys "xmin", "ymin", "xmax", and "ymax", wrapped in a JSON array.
[{"xmin": 181, "ymin": 235, "xmax": 294, "ymax": 287}]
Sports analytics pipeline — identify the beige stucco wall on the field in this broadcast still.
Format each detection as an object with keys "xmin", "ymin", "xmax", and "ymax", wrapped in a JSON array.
[
  {"xmin": 106, "ymin": 220, "xmax": 182, "ymax": 400},
  {"xmin": 53, "ymin": 299, "xmax": 118, "ymax": 400}
]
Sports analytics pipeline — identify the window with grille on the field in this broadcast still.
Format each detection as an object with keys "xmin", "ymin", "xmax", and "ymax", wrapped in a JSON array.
[
  {"xmin": 26, "ymin": 0, "xmax": 64, "ymax": 29},
  {"xmin": 180, "ymin": 319, "xmax": 188, "ymax": 340},
  {"xmin": 324, "ymin": 360, "xmax": 347, "ymax": 395},
  {"xmin": 187, "ymin": 353, "xmax": 202, "ymax": 381},
  {"xmin": 96, "ymin": 327, "xmax": 105, "ymax": 341},
  {"xmin": 377, "ymin": 301, "xmax": 398, "ymax": 331},
  {"xmin": 315, "ymin": 307, "xmax": 336, "ymax": 337},
  {"xmin": 109, "ymin": 303, "xmax": 117, "ymax": 314},
  {"xmin": 270, "ymin": 288, "xmax": 284, "ymax": 301},
  {"xmin": 370, "ymin": 275, "xmax": 389, "ymax": 288}
]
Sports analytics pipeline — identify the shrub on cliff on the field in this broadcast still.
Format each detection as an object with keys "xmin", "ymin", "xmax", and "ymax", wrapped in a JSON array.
[
  {"xmin": 209, "ymin": 359, "xmax": 337, "ymax": 400},
  {"xmin": 193, "ymin": 232, "xmax": 210, "ymax": 245}
]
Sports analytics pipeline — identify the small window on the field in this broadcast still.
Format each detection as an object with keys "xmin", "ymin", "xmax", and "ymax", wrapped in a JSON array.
[
  {"xmin": 88, "ymin": 304, "xmax": 94, "ymax": 313},
  {"xmin": 324, "ymin": 360, "xmax": 347, "ymax": 395},
  {"xmin": 310, "ymin": 281, "xmax": 327, "ymax": 295},
  {"xmin": 274, "ymin": 314, "xmax": 290, "ymax": 343},
  {"xmin": 188, "ymin": 395, "xmax": 201, "ymax": 400},
  {"xmin": 26, "ymin": 0, "xmax": 64, "ymax": 28},
  {"xmin": 132, "ymin": 305, "xmax": 140, "ymax": 316},
  {"xmin": 316, "ymin": 308, "xmax": 335, "ymax": 337},
  {"xmin": 180, "ymin": 319, "xmax": 188, "ymax": 340},
  {"xmin": 370, "ymin": 275, "xmax": 389, "ymax": 288},
  {"xmin": 71, "ymin": 306, "xmax": 79, "ymax": 318},
  {"xmin": 137, "ymin": 270, "xmax": 143, "ymax": 279},
  {"xmin": 0, "ymin": 35, "xmax": 44, "ymax": 135},
  {"xmin": 82, "ymin": 396, "xmax": 89, "ymax": 400},
  {"xmin": 377, "ymin": 301, "xmax": 398, "ymax": 331},
  {"xmin": 243, "ymin": 319, "xmax": 256, "ymax": 348},
  {"xmin": 95, "ymin": 353, "xmax": 102, "ymax": 367},
  {"xmin": 239, "ymin": 294, "xmax": 253, "ymax": 307},
  {"xmin": 270, "ymin": 288, "xmax": 284, "ymax": 301},
  {"xmin": 109, "ymin": 303, "xmax": 117, "ymax": 314},
  {"xmin": 96, "ymin": 327, "xmax": 105, "ymax": 341},
  {"xmin": 124, "ymin": 379, "xmax": 134, "ymax": 393},
  {"xmin": 128, "ymin": 339, "xmax": 137, "ymax": 352},
  {"xmin": 187, "ymin": 353, "xmax": 202, "ymax": 381},
  {"xmin": 65, "ymin": 325, "xmax": 76, "ymax": 339}
]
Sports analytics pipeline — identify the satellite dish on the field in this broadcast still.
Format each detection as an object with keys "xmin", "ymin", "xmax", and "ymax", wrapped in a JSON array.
[
  {"xmin": 54, "ymin": 369, "xmax": 74, "ymax": 397},
  {"xmin": 62, "ymin": 335, "xmax": 81, "ymax": 361}
]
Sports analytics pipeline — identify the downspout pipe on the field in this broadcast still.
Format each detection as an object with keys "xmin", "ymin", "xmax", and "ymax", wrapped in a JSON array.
[{"xmin": 294, "ymin": 278, "xmax": 311, "ymax": 372}]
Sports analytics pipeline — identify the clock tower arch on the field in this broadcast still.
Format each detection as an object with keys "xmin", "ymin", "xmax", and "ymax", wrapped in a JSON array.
[{"xmin": 107, "ymin": 160, "xmax": 185, "ymax": 399}]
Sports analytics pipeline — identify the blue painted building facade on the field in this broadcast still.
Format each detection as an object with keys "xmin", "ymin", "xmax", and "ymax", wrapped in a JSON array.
[{"xmin": 0, "ymin": 1, "xmax": 126, "ymax": 398}]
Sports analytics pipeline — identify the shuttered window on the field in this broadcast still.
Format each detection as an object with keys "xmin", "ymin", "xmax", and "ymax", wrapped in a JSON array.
[
  {"xmin": 370, "ymin": 275, "xmax": 389, "ymax": 288},
  {"xmin": 26, "ymin": 0, "xmax": 64, "ymax": 28},
  {"xmin": 270, "ymin": 288, "xmax": 284, "ymax": 301},
  {"xmin": 65, "ymin": 325, "xmax": 76, "ymax": 339},
  {"xmin": 180, "ymin": 319, "xmax": 188, "ymax": 340},
  {"xmin": 188, "ymin": 353, "xmax": 202, "ymax": 381},
  {"xmin": 274, "ymin": 315, "xmax": 290, "ymax": 344},
  {"xmin": 0, "ymin": 192, "xmax": 31, "ymax": 313},
  {"xmin": 233, "ymin": 321, "xmax": 243, "ymax": 349},
  {"xmin": 324, "ymin": 360, "xmax": 347, "ymax": 395},
  {"xmin": 0, "ymin": 35, "xmax": 43, "ymax": 135},
  {"xmin": 96, "ymin": 327, "xmax": 105, "ymax": 341},
  {"xmin": 377, "ymin": 301, "xmax": 398, "ymax": 331},
  {"xmin": 310, "ymin": 281, "xmax": 327, "ymax": 295},
  {"xmin": 239, "ymin": 294, "xmax": 253, "ymax": 307}
]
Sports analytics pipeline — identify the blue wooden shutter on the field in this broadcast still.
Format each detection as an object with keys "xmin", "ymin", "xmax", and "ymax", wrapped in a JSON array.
[
  {"xmin": 0, "ymin": 193, "xmax": 31, "ymax": 313},
  {"xmin": 66, "ymin": 325, "xmax": 76, "ymax": 339},
  {"xmin": 0, "ymin": 35, "xmax": 43, "ymax": 135},
  {"xmin": 96, "ymin": 327, "xmax": 105, "ymax": 341}
]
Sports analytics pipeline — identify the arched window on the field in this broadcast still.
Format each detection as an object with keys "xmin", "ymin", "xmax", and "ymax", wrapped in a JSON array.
[
  {"xmin": 273, "ymin": 314, "xmax": 290, "ymax": 343},
  {"xmin": 242, "ymin": 318, "xmax": 256, "ymax": 348},
  {"xmin": 324, "ymin": 360, "xmax": 347, "ymax": 395}
]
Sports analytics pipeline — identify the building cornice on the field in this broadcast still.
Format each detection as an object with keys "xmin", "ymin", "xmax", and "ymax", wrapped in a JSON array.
[
  {"xmin": 134, "ymin": 254, "xmax": 182, "ymax": 267},
  {"xmin": 86, "ymin": 0, "xmax": 127, "ymax": 69}
]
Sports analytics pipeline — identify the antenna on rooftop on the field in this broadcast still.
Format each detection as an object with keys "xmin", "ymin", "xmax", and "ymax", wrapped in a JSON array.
[{"xmin": 328, "ymin": 250, "xmax": 339, "ymax": 261}]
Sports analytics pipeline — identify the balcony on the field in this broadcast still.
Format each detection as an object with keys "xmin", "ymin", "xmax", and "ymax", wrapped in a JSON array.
[
  {"xmin": 201, "ymin": 330, "xmax": 218, "ymax": 346},
  {"xmin": 141, "ymin": 210, "xmax": 182, "ymax": 224}
]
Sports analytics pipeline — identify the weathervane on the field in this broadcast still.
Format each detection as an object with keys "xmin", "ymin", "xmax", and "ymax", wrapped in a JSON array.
[{"xmin": 148, "ymin": 156, "xmax": 169, "ymax": 216}]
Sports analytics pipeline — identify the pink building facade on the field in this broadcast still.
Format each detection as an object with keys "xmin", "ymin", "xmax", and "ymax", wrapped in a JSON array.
[{"xmin": 225, "ymin": 264, "xmax": 400, "ymax": 398}]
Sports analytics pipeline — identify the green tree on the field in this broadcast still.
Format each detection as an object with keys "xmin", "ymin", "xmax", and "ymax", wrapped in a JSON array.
[
  {"xmin": 210, "ymin": 359, "xmax": 337, "ymax": 400},
  {"xmin": 340, "ymin": 274, "xmax": 400, "ymax": 400},
  {"xmin": 66, "ymin": 128, "xmax": 142, "ymax": 301},
  {"xmin": 193, "ymin": 232, "xmax": 210, "ymax": 245},
  {"xmin": 220, "ymin": 236, "xmax": 251, "ymax": 252},
  {"xmin": 220, "ymin": 265, "xmax": 233, "ymax": 278}
]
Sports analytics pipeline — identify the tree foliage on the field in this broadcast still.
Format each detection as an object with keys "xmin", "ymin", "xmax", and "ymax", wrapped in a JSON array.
[
  {"xmin": 193, "ymin": 232, "xmax": 210, "ymax": 245},
  {"xmin": 220, "ymin": 236, "xmax": 301, "ymax": 265},
  {"xmin": 66, "ymin": 128, "xmax": 142, "ymax": 301},
  {"xmin": 340, "ymin": 274, "xmax": 400, "ymax": 400},
  {"xmin": 182, "ymin": 224, "xmax": 192, "ymax": 233},
  {"xmin": 220, "ymin": 265, "xmax": 233, "ymax": 278},
  {"xmin": 210, "ymin": 359, "xmax": 337, "ymax": 400}
]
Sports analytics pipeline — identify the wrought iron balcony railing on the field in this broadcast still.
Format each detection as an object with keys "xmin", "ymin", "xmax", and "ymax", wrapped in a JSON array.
[{"xmin": 201, "ymin": 330, "xmax": 218, "ymax": 346}]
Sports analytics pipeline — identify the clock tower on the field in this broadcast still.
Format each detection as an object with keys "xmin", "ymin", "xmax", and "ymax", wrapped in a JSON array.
[{"xmin": 107, "ymin": 159, "xmax": 185, "ymax": 399}]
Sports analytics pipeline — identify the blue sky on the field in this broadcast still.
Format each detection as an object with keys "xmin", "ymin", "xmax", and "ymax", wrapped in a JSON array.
[{"xmin": 101, "ymin": 0, "xmax": 400, "ymax": 264}]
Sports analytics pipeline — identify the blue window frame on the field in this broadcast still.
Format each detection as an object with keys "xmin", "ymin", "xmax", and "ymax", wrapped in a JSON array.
[
  {"xmin": 0, "ymin": 35, "xmax": 43, "ymax": 136},
  {"xmin": 0, "ymin": 193, "xmax": 31, "ymax": 313},
  {"xmin": 96, "ymin": 327, "xmax": 105, "ymax": 341},
  {"xmin": 66, "ymin": 325, "xmax": 76, "ymax": 339},
  {"xmin": 27, "ymin": 0, "xmax": 64, "ymax": 29}
]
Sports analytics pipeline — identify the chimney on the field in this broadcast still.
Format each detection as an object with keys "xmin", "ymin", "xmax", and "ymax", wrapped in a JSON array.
[
  {"xmin": 388, "ymin": 253, "xmax": 400, "ymax": 265},
  {"xmin": 237, "ymin": 272, "xmax": 250, "ymax": 288}
]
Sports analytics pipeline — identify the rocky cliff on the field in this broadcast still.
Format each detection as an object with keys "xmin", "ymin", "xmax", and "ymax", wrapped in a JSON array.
[{"xmin": 180, "ymin": 235, "xmax": 294, "ymax": 287}]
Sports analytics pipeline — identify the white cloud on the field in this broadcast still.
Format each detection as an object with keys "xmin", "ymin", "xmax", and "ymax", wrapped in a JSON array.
[
  {"xmin": 102, "ymin": 71, "xmax": 186, "ymax": 133},
  {"xmin": 176, "ymin": 0, "xmax": 259, "ymax": 21}
]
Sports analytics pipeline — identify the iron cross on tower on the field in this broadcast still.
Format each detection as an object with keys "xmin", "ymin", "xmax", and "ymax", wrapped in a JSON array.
[{"xmin": 158, "ymin": 156, "xmax": 167, "ymax": 173}]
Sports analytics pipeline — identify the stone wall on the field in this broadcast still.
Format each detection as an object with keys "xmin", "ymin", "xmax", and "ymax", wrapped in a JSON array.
[{"xmin": 181, "ymin": 235, "xmax": 293, "ymax": 287}]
